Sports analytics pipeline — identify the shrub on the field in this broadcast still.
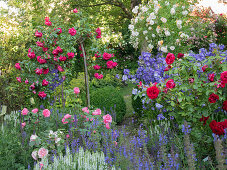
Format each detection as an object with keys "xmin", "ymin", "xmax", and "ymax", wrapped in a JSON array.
[
  {"xmin": 131, "ymin": 88, "xmax": 143, "ymax": 117},
  {"xmin": 90, "ymin": 86, "xmax": 126, "ymax": 124}
]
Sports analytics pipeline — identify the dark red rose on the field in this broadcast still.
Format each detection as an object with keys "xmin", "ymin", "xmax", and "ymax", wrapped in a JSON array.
[
  {"xmin": 202, "ymin": 65, "xmax": 208, "ymax": 72},
  {"xmin": 165, "ymin": 53, "xmax": 175, "ymax": 65},
  {"xmin": 223, "ymin": 100, "xmax": 227, "ymax": 111},
  {"xmin": 220, "ymin": 71, "xmax": 227, "ymax": 84},
  {"xmin": 43, "ymin": 68, "xmax": 49, "ymax": 74},
  {"xmin": 166, "ymin": 79, "xmax": 175, "ymax": 89},
  {"xmin": 177, "ymin": 53, "xmax": 184, "ymax": 59},
  {"xmin": 147, "ymin": 86, "xmax": 160, "ymax": 99},
  {"xmin": 199, "ymin": 115, "xmax": 209, "ymax": 126},
  {"xmin": 208, "ymin": 73, "xmax": 215, "ymax": 82},
  {"xmin": 208, "ymin": 93, "xmax": 219, "ymax": 103}
]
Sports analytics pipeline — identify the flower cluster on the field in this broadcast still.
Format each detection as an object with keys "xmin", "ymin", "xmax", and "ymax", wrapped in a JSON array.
[
  {"xmin": 129, "ymin": 0, "xmax": 194, "ymax": 54},
  {"xmin": 209, "ymin": 119, "xmax": 227, "ymax": 136}
]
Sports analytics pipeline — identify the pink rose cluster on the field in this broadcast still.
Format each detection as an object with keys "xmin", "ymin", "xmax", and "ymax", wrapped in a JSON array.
[
  {"xmin": 103, "ymin": 114, "xmax": 112, "ymax": 130},
  {"xmin": 31, "ymin": 147, "xmax": 48, "ymax": 160},
  {"xmin": 96, "ymin": 28, "xmax": 101, "ymax": 39},
  {"xmin": 74, "ymin": 87, "xmax": 80, "ymax": 94},
  {"xmin": 106, "ymin": 60, "xmax": 118, "ymax": 69},
  {"xmin": 62, "ymin": 114, "xmax": 74, "ymax": 124},
  {"xmin": 94, "ymin": 73, "xmax": 103, "ymax": 79}
]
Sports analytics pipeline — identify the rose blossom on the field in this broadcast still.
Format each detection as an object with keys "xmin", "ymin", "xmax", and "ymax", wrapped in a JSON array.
[
  {"xmin": 93, "ymin": 65, "xmax": 101, "ymax": 70},
  {"xmin": 30, "ymin": 134, "xmax": 38, "ymax": 142},
  {"xmin": 147, "ymin": 85, "xmax": 159, "ymax": 99},
  {"xmin": 56, "ymin": 46, "xmax": 63, "ymax": 53},
  {"xmin": 223, "ymin": 100, "xmax": 227, "ymax": 111},
  {"xmin": 69, "ymin": 27, "xmax": 77, "ymax": 36},
  {"xmin": 15, "ymin": 63, "xmax": 21, "ymax": 70},
  {"xmin": 74, "ymin": 87, "xmax": 80, "ymax": 94},
  {"xmin": 166, "ymin": 79, "xmax": 175, "ymax": 89},
  {"xmin": 45, "ymin": 17, "xmax": 52, "ymax": 26},
  {"xmin": 106, "ymin": 60, "xmax": 114, "ymax": 69},
  {"xmin": 36, "ymin": 41, "xmax": 44, "ymax": 47},
  {"xmin": 92, "ymin": 108, "xmax": 101, "ymax": 115},
  {"xmin": 32, "ymin": 108, "xmax": 38, "ymax": 113},
  {"xmin": 57, "ymin": 65, "xmax": 64, "ymax": 72},
  {"xmin": 59, "ymin": 55, "xmax": 67, "ymax": 61},
  {"xmin": 67, "ymin": 52, "xmax": 74, "ymax": 59},
  {"xmin": 43, "ymin": 68, "xmax": 49, "ymax": 74},
  {"xmin": 16, "ymin": 77, "xmax": 22, "ymax": 83},
  {"xmin": 31, "ymin": 151, "xmax": 38, "ymax": 160},
  {"xmin": 208, "ymin": 73, "xmax": 215, "ymax": 82},
  {"xmin": 42, "ymin": 79, "xmax": 49, "ymax": 86},
  {"xmin": 73, "ymin": 8, "xmax": 78, "ymax": 13},
  {"xmin": 103, "ymin": 114, "xmax": 112, "ymax": 124},
  {"xmin": 105, "ymin": 123, "xmax": 110, "ymax": 129},
  {"xmin": 42, "ymin": 47, "xmax": 48, "ymax": 52},
  {"xmin": 202, "ymin": 65, "xmax": 208, "ymax": 72},
  {"xmin": 35, "ymin": 68, "xmax": 43, "ymax": 75},
  {"xmin": 38, "ymin": 91, "xmax": 47, "ymax": 98},
  {"xmin": 38, "ymin": 147, "xmax": 48, "ymax": 158},
  {"xmin": 208, "ymin": 93, "xmax": 219, "ymax": 103},
  {"xmin": 177, "ymin": 53, "xmax": 184, "ymax": 59},
  {"xmin": 43, "ymin": 109, "xmax": 51, "ymax": 117},
  {"xmin": 37, "ymin": 56, "xmax": 47, "ymax": 64},
  {"xmin": 22, "ymin": 108, "xmax": 29, "ymax": 115},
  {"xmin": 82, "ymin": 107, "xmax": 89, "ymax": 113},
  {"xmin": 54, "ymin": 28, "xmax": 62, "ymax": 34},
  {"xmin": 220, "ymin": 71, "xmax": 227, "ymax": 84},
  {"xmin": 35, "ymin": 30, "xmax": 42, "ymax": 37},
  {"xmin": 21, "ymin": 122, "xmax": 26, "ymax": 128},
  {"xmin": 165, "ymin": 53, "xmax": 175, "ymax": 65},
  {"xmin": 25, "ymin": 79, "xmax": 29, "ymax": 84},
  {"xmin": 52, "ymin": 49, "xmax": 58, "ymax": 55},
  {"xmin": 103, "ymin": 52, "xmax": 112, "ymax": 60}
]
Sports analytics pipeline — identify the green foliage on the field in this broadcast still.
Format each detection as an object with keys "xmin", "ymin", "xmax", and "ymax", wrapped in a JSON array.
[
  {"xmin": 214, "ymin": 14, "xmax": 227, "ymax": 45},
  {"xmin": 90, "ymin": 86, "xmax": 126, "ymax": 124},
  {"xmin": 131, "ymin": 92, "xmax": 143, "ymax": 117}
]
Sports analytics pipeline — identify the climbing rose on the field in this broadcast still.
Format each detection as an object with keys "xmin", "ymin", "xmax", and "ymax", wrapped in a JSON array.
[
  {"xmin": 57, "ymin": 65, "xmax": 64, "ymax": 72},
  {"xmin": 42, "ymin": 79, "xmax": 49, "ymax": 86},
  {"xmin": 16, "ymin": 77, "xmax": 22, "ymax": 83},
  {"xmin": 32, "ymin": 108, "xmax": 38, "ymax": 113},
  {"xmin": 38, "ymin": 91, "xmax": 47, "ymax": 98},
  {"xmin": 220, "ymin": 71, "xmax": 227, "ymax": 84},
  {"xmin": 28, "ymin": 49, "xmax": 36, "ymax": 59},
  {"xmin": 54, "ymin": 28, "xmax": 62, "ymax": 34},
  {"xmin": 103, "ymin": 114, "xmax": 112, "ymax": 124},
  {"xmin": 73, "ymin": 87, "xmax": 80, "ymax": 94},
  {"xmin": 96, "ymin": 27, "xmax": 101, "ymax": 39},
  {"xmin": 36, "ymin": 41, "xmax": 44, "ymax": 47},
  {"xmin": 106, "ymin": 60, "xmax": 114, "ymax": 69},
  {"xmin": 43, "ymin": 109, "xmax": 50, "ymax": 117},
  {"xmin": 223, "ymin": 100, "xmax": 227, "ymax": 111},
  {"xmin": 67, "ymin": 52, "xmax": 74, "ymax": 59},
  {"xmin": 37, "ymin": 56, "xmax": 47, "ymax": 64},
  {"xmin": 208, "ymin": 93, "xmax": 219, "ymax": 103},
  {"xmin": 22, "ymin": 108, "xmax": 29, "ymax": 115},
  {"xmin": 44, "ymin": 17, "xmax": 52, "ymax": 26},
  {"xmin": 15, "ymin": 63, "xmax": 21, "ymax": 70},
  {"xmin": 43, "ymin": 68, "xmax": 49, "ymax": 74},
  {"xmin": 147, "ymin": 86, "xmax": 159, "ymax": 99},
  {"xmin": 105, "ymin": 123, "xmax": 110, "ymax": 129},
  {"xmin": 209, "ymin": 120, "xmax": 226, "ymax": 136},
  {"xmin": 25, "ymin": 79, "xmax": 29, "ymax": 84},
  {"xmin": 92, "ymin": 109, "xmax": 102, "ymax": 115},
  {"xmin": 177, "ymin": 53, "xmax": 184, "ymax": 59},
  {"xmin": 165, "ymin": 53, "xmax": 175, "ymax": 65},
  {"xmin": 202, "ymin": 65, "xmax": 208, "ymax": 72},
  {"xmin": 208, "ymin": 73, "xmax": 215, "ymax": 82},
  {"xmin": 93, "ymin": 65, "xmax": 101, "ymax": 70},
  {"xmin": 166, "ymin": 79, "xmax": 175, "ymax": 89},
  {"xmin": 35, "ymin": 68, "xmax": 43, "ymax": 75},
  {"xmin": 38, "ymin": 148, "xmax": 48, "ymax": 158},
  {"xmin": 59, "ymin": 55, "xmax": 67, "ymax": 61},
  {"xmin": 56, "ymin": 46, "xmax": 63, "ymax": 53},
  {"xmin": 35, "ymin": 30, "xmax": 42, "ymax": 37},
  {"xmin": 69, "ymin": 27, "xmax": 77, "ymax": 36},
  {"xmin": 103, "ymin": 52, "xmax": 112, "ymax": 60}
]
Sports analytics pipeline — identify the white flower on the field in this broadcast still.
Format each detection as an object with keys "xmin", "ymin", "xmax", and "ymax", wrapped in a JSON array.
[
  {"xmin": 173, "ymin": 4, "xmax": 178, "ymax": 8},
  {"xmin": 149, "ymin": 12, "xmax": 156, "ymax": 19},
  {"xmin": 148, "ymin": 27, "xmax": 152, "ymax": 30},
  {"xmin": 176, "ymin": 20, "xmax": 182, "ymax": 25},
  {"xmin": 182, "ymin": 10, "xmax": 188, "ymax": 15},
  {"xmin": 149, "ymin": 20, "xmax": 154, "ymax": 25},
  {"xmin": 170, "ymin": 8, "xmax": 175, "ymax": 15},
  {"xmin": 156, "ymin": 27, "xmax": 161, "ymax": 33},
  {"xmin": 132, "ymin": 6, "xmax": 139, "ymax": 14},
  {"xmin": 128, "ymin": 24, "xmax": 134, "ymax": 30},
  {"xmin": 32, "ymin": 151, "xmax": 38, "ymax": 160},
  {"xmin": 135, "ymin": 18, "xmax": 138, "ymax": 23},
  {"xmin": 158, "ymin": 40, "xmax": 163, "ymax": 46},
  {"xmin": 152, "ymin": 34, "xmax": 156, "ymax": 37},
  {"xmin": 132, "ymin": 31, "xmax": 139, "ymax": 37},
  {"xmin": 161, "ymin": 46, "xmax": 168, "ymax": 53},
  {"xmin": 30, "ymin": 134, "xmax": 38, "ymax": 142},
  {"xmin": 165, "ymin": 1, "xmax": 169, "ymax": 6},
  {"xmin": 190, "ymin": 27, "xmax": 195, "ymax": 31},
  {"xmin": 176, "ymin": 39, "xmax": 180, "ymax": 43},
  {"xmin": 148, "ymin": 44, "xmax": 154, "ymax": 49},
  {"xmin": 182, "ymin": 6, "xmax": 185, "ymax": 9},
  {"xmin": 143, "ymin": 30, "xmax": 148, "ymax": 35},
  {"xmin": 153, "ymin": 0, "xmax": 158, "ymax": 5},
  {"xmin": 170, "ymin": 46, "xmax": 175, "ymax": 50},
  {"xmin": 55, "ymin": 137, "xmax": 61, "ymax": 144},
  {"xmin": 145, "ymin": 36, "xmax": 148, "ymax": 40},
  {"xmin": 141, "ymin": 6, "xmax": 148, "ymax": 13},
  {"xmin": 165, "ymin": 30, "xmax": 170, "ymax": 36},
  {"xmin": 177, "ymin": 25, "xmax": 182, "ymax": 29},
  {"xmin": 161, "ymin": 17, "xmax": 167, "ymax": 23}
]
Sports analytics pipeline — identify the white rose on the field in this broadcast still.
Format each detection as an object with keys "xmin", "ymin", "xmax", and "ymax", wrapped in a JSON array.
[
  {"xmin": 148, "ymin": 44, "xmax": 154, "ymax": 49},
  {"xmin": 132, "ymin": 6, "xmax": 139, "ymax": 14},
  {"xmin": 161, "ymin": 17, "xmax": 167, "ymax": 23},
  {"xmin": 145, "ymin": 36, "xmax": 148, "ymax": 40},
  {"xmin": 161, "ymin": 46, "xmax": 168, "ymax": 53},
  {"xmin": 170, "ymin": 46, "xmax": 175, "ymax": 50},
  {"xmin": 176, "ymin": 20, "xmax": 182, "ymax": 25},
  {"xmin": 148, "ymin": 27, "xmax": 152, "ymax": 30},
  {"xmin": 128, "ymin": 24, "xmax": 134, "ymax": 30},
  {"xmin": 165, "ymin": 1, "xmax": 169, "ymax": 6},
  {"xmin": 141, "ymin": 6, "xmax": 148, "ymax": 13},
  {"xmin": 165, "ymin": 30, "xmax": 170, "ymax": 36},
  {"xmin": 149, "ymin": 20, "xmax": 154, "ymax": 25},
  {"xmin": 170, "ymin": 8, "xmax": 175, "ymax": 15}
]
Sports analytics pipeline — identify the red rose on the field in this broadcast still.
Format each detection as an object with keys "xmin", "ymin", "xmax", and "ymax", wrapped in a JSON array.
[
  {"xmin": 56, "ymin": 46, "xmax": 63, "ymax": 53},
  {"xmin": 38, "ymin": 91, "xmax": 47, "ymax": 98},
  {"xmin": 147, "ymin": 86, "xmax": 160, "ymax": 99},
  {"xmin": 112, "ymin": 62, "xmax": 118, "ymax": 67},
  {"xmin": 208, "ymin": 93, "xmax": 219, "ymax": 103},
  {"xmin": 35, "ymin": 68, "xmax": 43, "ymax": 75},
  {"xmin": 67, "ymin": 52, "xmax": 74, "ymax": 59},
  {"xmin": 106, "ymin": 60, "xmax": 114, "ymax": 69},
  {"xmin": 54, "ymin": 28, "xmax": 62, "ymax": 35},
  {"xmin": 209, "ymin": 120, "xmax": 225, "ymax": 136},
  {"xmin": 37, "ymin": 56, "xmax": 47, "ymax": 64},
  {"xmin": 177, "ymin": 53, "xmax": 184, "ymax": 59},
  {"xmin": 166, "ymin": 79, "xmax": 175, "ymax": 89},
  {"xmin": 220, "ymin": 71, "xmax": 227, "ymax": 84},
  {"xmin": 164, "ymin": 67, "xmax": 169, "ymax": 72},
  {"xmin": 69, "ymin": 27, "xmax": 77, "ymax": 36},
  {"xmin": 15, "ymin": 63, "xmax": 21, "ymax": 70},
  {"xmin": 43, "ymin": 68, "xmax": 49, "ymax": 74},
  {"xmin": 36, "ymin": 41, "xmax": 44, "ymax": 47},
  {"xmin": 35, "ymin": 30, "xmax": 42, "ymax": 37},
  {"xmin": 42, "ymin": 79, "xmax": 49, "ymax": 86},
  {"xmin": 57, "ymin": 65, "xmax": 64, "ymax": 72},
  {"xmin": 220, "ymin": 119, "xmax": 227, "ymax": 129},
  {"xmin": 208, "ymin": 73, "xmax": 215, "ymax": 82},
  {"xmin": 202, "ymin": 65, "xmax": 208, "ymax": 72},
  {"xmin": 59, "ymin": 55, "xmax": 67, "ymax": 61},
  {"xmin": 28, "ymin": 49, "xmax": 36, "ymax": 59},
  {"xmin": 222, "ymin": 100, "xmax": 227, "ymax": 111},
  {"xmin": 103, "ymin": 52, "xmax": 112, "ymax": 60},
  {"xmin": 93, "ymin": 65, "xmax": 101, "ymax": 70},
  {"xmin": 199, "ymin": 115, "xmax": 209, "ymax": 126},
  {"xmin": 165, "ymin": 53, "xmax": 175, "ymax": 65}
]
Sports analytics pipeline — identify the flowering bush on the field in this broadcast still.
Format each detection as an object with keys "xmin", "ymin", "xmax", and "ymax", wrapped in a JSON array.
[{"xmin": 129, "ymin": 0, "xmax": 195, "ymax": 54}]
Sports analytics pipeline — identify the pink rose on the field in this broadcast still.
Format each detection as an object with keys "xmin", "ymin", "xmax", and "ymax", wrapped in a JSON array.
[
  {"xmin": 64, "ymin": 114, "xmax": 72, "ymax": 119},
  {"xmin": 38, "ymin": 91, "xmax": 47, "ymax": 98},
  {"xmin": 59, "ymin": 55, "xmax": 67, "ymax": 61},
  {"xmin": 38, "ymin": 147, "xmax": 48, "ymax": 158},
  {"xmin": 166, "ymin": 79, "xmax": 175, "ymax": 89},
  {"xmin": 112, "ymin": 62, "xmax": 118, "ymax": 67},
  {"xmin": 37, "ymin": 56, "xmax": 47, "ymax": 64},
  {"xmin": 93, "ymin": 65, "xmax": 101, "ymax": 70},
  {"xmin": 45, "ymin": 17, "xmax": 52, "ymax": 26},
  {"xmin": 220, "ymin": 71, "xmax": 227, "ymax": 84},
  {"xmin": 52, "ymin": 49, "xmax": 58, "ymax": 55},
  {"xmin": 105, "ymin": 123, "xmax": 110, "ymax": 129},
  {"xmin": 43, "ymin": 68, "xmax": 49, "ymax": 74},
  {"xmin": 25, "ymin": 79, "xmax": 29, "ymax": 84},
  {"xmin": 96, "ymin": 28, "xmax": 101, "ymax": 39},
  {"xmin": 56, "ymin": 46, "xmax": 63, "ymax": 53},
  {"xmin": 94, "ymin": 53, "xmax": 101, "ymax": 58},
  {"xmin": 103, "ymin": 114, "xmax": 112, "ymax": 124},
  {"xmin": 69, "ymin": 27, "xmax": 77, "ymax": 36},
  {"xmin": 32, "ymin": 108, "xmax": 38, "ymax": 113},
  {"xmin": 67, "ymin": 52, "xmax": 75, "ymax": 59},
  {"xmin": 16, "ymin": 77, "xmax": 22, "ymax": 83},
  {"xmin": 42, "ymin": 47, "xmax": 48, "ymax": 52},
  {"xmin": 107, "ymin": 60, "xmax": 114, "ymax": 69},
  {"xmin": 35, "ymin": 68, "xmax": 43, "ymax": 75},
  {"xmin": 30, "ymin": 134, "xmax": 38, "ymax": 142},
  {"xmin": 42, "ymin": 109, "xmax": 50, "ymax": 117},
  {"xmin": 21, "ymin": 122, "xmax": 26, "ymax": 128},
  {"xmin": 30, "ymin": 83, "xmax": 35, "ymax": 90},
  {"xmin": 208, "ymin": 73, "xmax": 215, "ymax": 82},
  {"xmin": 42, "ymin": 79, "xmax": 49, "ymax": 86},
  {"xmin": 57, "ymin": 65, "xmax": 64, "ymax": 72},
  {"xmin": 165, "ymin": 53, "xmax": 175, "ymax": 65},
  {"xmin": 22, "ymin": 108, "xmax": 29, "ymax": 115},
  {"xmin": 82, "ymin": 107, "xmax": 89, "ymax": 113},
  {"xmin": 73, "ymin": 8, "xmax": 78, "ymax": 13},
  {"xmin": 92, "ymin": 108, "xmax": 101, "ymax": 115},
  {"xmin": 35, "ymin": 30, "xmax": 42, "ymax": 37},
  {"xmin": 97, "ymin": 74, "xmax": 103, "ymax": 79},
  {"xmin": 54, "ymin": 28, "xmax": 62, "ymax": 34},
  {"xmin": 15, "ymin": 63, "xmax": 21, "ymax": 70},
  {"xmin": 33, "ymin": 91, "xmax": 36, "ymax": 94},
  {"xmin": 31, "ymin": 151, "xmax": 38, "ymax": 160},
  {"xmin": 202, "ymin": 65, "xmax": 208, "ymax": 72},
  {"xmin": 66, "ymin": 134, "xmax": 70, "ymax": 138},
  {"xmin": 103, "ymin": 52, "xmax": 112, "ymax": 60},
  {"xmin": 36, "ymin": 41, "xmax": 44, "ymax": 47},
  {"xmin": 28, "ymin": 48, "xmax": 36, "ymax": 59},
  {"xmin": 74, "ymin": 87, "xmax": 80, "ymax": 94}
]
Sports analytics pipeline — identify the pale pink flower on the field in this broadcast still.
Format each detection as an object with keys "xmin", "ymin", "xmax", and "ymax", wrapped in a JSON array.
[
  {"xmin": 22, "ymin": 108, "xmax": 29, "ymax": 115},
  {"xmin": 31, "ymin": 151, "xmax": 38, "ymax": 160},
  {"xmin": 82, "ymin": 107, "xmax": 89, "ymax": 113},
  {"xmin": 25, "ymin": 79, "xmax": 29, "ymax": 84},
  {"xmin": 103, "ymin": 114, "xmax": 112, "ymax": 124},
  {"xmin": 66, "ymin": 134, "xmax": 70, "ymax": 138},
  {"xmin": 74, "ymin": 87, "xmax": 80, "ymax": 94},
  {"xmin": 92, "ymin": 108, "xmax": 102, "ymax": 115},
  {"xmin": 114, "ymin": 141, "xmax": 117, "ymax": 146},
  {"xmin": 21, "ymin": 122, "xmax": 26, "ymax": 128},
  {"xmin": 32, "ymin": 108, "xmax": 38, "ymax": 113},
  {"xmin": 30, "ymin": 134, "xmax": 38, "ymax": 142},
  {"xmin": 38, "ymin": 147, "xmax": 48, "ymax": 158},
  {"xmin": 64, "ymin": 114, "xmax": 72, "ymax": 119},
  {"xmin": 93, "ymin": 130, "xmax": 96, "ymax": 133},
  {"xmin": 105, "ymin": 123, "xmax": 110, "ymax": 129},
  {"xmin": 42, "ymin": 109, "xmax": 51, "ymax": 117}
]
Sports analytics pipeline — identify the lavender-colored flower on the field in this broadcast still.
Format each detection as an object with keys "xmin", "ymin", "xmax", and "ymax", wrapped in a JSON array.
[
  {"xmin": 157, "ymin": 113, "xmax": 165, "ymax": 120},
  {"xmin": 115, "ymin": 74, "xmax": 120, "ymax": 79}
]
